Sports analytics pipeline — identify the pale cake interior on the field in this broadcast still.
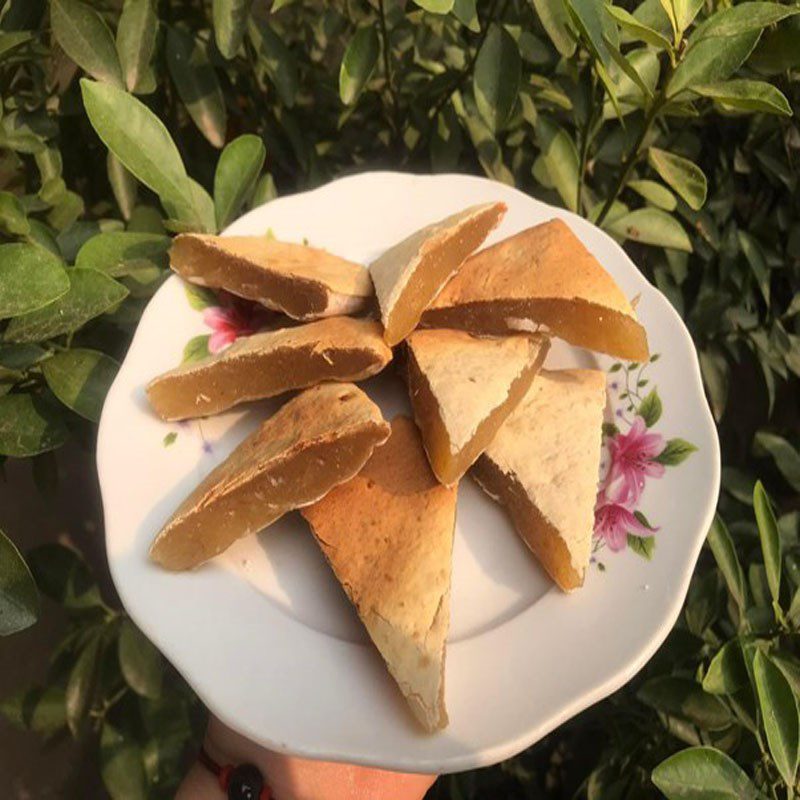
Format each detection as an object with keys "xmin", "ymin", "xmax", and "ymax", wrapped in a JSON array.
[
  {"xmin": 471, "ymin": 369, "xmax": 606, "ymax": 591},
  {"xmin": 407, "ymin": 331, "xmax": 549, "ymax": 485}
]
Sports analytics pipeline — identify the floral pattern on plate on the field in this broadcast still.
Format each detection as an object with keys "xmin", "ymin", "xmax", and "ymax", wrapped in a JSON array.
[{"xmin": 593, "ymin": 358, "xmax": 697, "ymax": 563}]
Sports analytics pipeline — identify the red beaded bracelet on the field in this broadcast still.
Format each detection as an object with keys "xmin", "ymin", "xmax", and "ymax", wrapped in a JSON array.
[{"xmin": 199, "ymin": 746, "xmax": 274, "ymax": 800}]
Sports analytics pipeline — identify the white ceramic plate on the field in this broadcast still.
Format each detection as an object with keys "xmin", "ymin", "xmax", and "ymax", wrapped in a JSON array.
[{"xmin": 97, "ymin": 172, "xmax": 720, "ymax": 774}]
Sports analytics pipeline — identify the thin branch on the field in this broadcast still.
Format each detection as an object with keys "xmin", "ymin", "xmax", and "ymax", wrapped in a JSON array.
[
  {"xmin": 406, "ymin": 0, "xmax": 503, "ymax": 163},
  {"xmin": 595, "ymin": 97, "xmax": 663, "ymax": 227},
  {"xmin": 377, "ymin": 0, "xmax": 402, "ymax": 142},
  {"xmin": 576, "ymin": 77, "xmax": 602, "ymax": 215}
]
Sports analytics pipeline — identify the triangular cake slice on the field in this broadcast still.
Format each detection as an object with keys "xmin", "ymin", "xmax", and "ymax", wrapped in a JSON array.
[
  {"xmin": 147, "ymin": 317, "xmax": 392, "ymax": 420},
  {"xmin": 471, "ymin": 369, "xmax": 606, "ymax": 591},
  {"xmin": 301, "ymin": 416, "xmax": 456, "ymax": 732},
  {"xmin": 170, "ymin": 234, "xmax": 373, "ymax": 320},
  {"xmin": 150, "ymin": 383, "xmax": 390, "ymax": 570},
  {"xmin": 422, "ymin": 219, "xmax": 649, "ymax": 361},
  {"xmin": 369, "ymin": 202, "xmax": 506, "ymax": 346},
  {"xmin": 406, "ymin": 329, "xmax": 549, "ymax": 486}
]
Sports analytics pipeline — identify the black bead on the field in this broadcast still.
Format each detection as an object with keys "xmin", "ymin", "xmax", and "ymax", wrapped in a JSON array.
[{"xmin": 227, "ymin": 763, "xmax": 264, "ymax": 800}]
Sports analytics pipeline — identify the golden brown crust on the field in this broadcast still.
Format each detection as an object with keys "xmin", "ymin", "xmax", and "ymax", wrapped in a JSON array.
[
  {"xmin": 422, "ymin": 219, "xmax": 649, "ymax": 361},
  {"xmin": 301, "ymin": 417, "xmax": 456, "ymax": 732},
  {"xmin": 149, "ymin": 383, "xmax": 390, "ymax": 570},
  {"xmin": 146, "ymin": 317, "xmax": 392, "ymax": 420},
  {"xmin": 170, "ymin": 234, "xmax": 373, "ymax": 320}
]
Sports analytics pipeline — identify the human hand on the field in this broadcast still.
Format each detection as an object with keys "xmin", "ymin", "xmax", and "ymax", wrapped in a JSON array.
[{"xmin": 176, "ymin": 715, "xmax": 437, "ymax": 800}]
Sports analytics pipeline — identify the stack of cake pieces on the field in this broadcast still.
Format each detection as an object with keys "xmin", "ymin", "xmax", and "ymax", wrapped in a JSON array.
[{"xmin": 146, "ymin": 203, "xmax": 648, "ymax": 732}]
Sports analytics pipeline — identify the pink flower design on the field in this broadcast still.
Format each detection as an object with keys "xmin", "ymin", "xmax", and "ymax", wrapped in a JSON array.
[
  {"xmin": 202, "ymin": 292, "xmax": 272, "ymax": 353},
  {"xmin": 594, "ymin": 497, "xmax": 657, "ymax": 552},
  {"xmin": 604, "ymin": 416, "xmax": 665, "ymax": 505}
]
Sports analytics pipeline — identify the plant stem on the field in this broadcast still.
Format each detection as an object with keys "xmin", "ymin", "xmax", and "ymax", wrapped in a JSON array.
[
  {"xmin": 377, "ymin": 0, "xmax": 402, "ymax": 142},
  {"xmin": 595, "ymin": 96, "xmax": 663, "ymax": 227},
  {"xmin": 576, "ymin": 78, "xmax": 602, "ymax": 215},
  {"xmin": 406, "ymin": 0, "xmax": 503, "ymax": 162}
]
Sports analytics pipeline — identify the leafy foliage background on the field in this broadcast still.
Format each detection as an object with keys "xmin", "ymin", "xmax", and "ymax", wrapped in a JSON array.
[{"xmin": 0, "ymin": 0, "xmax": 798, "ymax": 797}]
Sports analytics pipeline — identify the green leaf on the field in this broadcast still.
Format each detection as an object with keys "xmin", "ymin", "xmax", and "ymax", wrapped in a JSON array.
[
  {"xmin": 75, "ymin": 231, "xmax": 170, "ymax": 276},
  {"xmin": 703, "ymin": 640, "xmax": 749, "ymax": 695},
  {"xmin": 737, "ymin": 231, "xmax": 770, "ymax": 305},
  {"xmin": 248, "ymin": 15, "xmax": 299, "ymax": 108},
  {"xmin": 0, "ymin": 685, "xmax": 67, "ymax": 735},
  {"xmin": 453, "ymin": 0, "xmax": 479, "ymax": 31},
  {"xmin": 163, "ymin": 431, "xmax": 177, "ymax": 447},
  {"xmin": 166, "ymin": 26, "xmax": 227, "ymax": 149},
  {"xmin": 41, "ymin": 349, "xmax": 119, "ymax": 422},
  {"xmin": 707, "ymin": 514, "xmax": 747, "ymax": 612},
  {"xmin": 182, "ymin": 334, "xmax": 211, "ymax": 364},
  {"xmin": 668, "ymin": 31, "xmax": 761, "ymax": 97},
  {"xmin": 413, "ymin": 0, "xmax": 455, "ymax": 12},
  {"xmin": 629, "ymin": 179, "xmax": 677, "ymax": 211},
  {"xmin": 753, "ymin": 650, "xmax": 800, "ymax": 786},
  {"xmin": 213, "ymin": 0, "xmax": 255, "ymax": 59},
  {"xmin": 699, "ymin": 347, "xmax": 728, "ymax": 422},
  {"xmin": 431, "ymin": 105, "xmax": 464, "ymax": 172},
  {"xmin": 638, "ymin": 388, "xmax": 663, "ymax": 427},
  {"xmin": 80, "ymin": 80, "xmax": 212, "ymax": 233},
  {"xmin": 638, "ymin": 676, "xmax": 733, "ymax": 730},
  {"xmin": 184, "ymin": 283, "xmax": 217, "ymax": 311},
  {"xmin": 753, "ymin": 481, "xmax": 781, "ymax": 607},
  {"xmin": 27, "ymin": 543, "xmax": 102, "ymax": 609},
  {"xmin": 605, "ymin": 43, "xmax": 658, "ymax": 103},
  {"xmin": 474, "ymin": 24, "xmax": 521, "ymax": 131},
  {"xmin": 251, "ymin": 173, "xmax": 277, "ymax": 208},
  {"xmin": 0, "ymin": 110, "xmax": 56, "ymax": 154},
  {"xmin": 657, "ymin": 0, "xmax": 679, "ymax": 41},
  {"xmin": 606, "ymin": 208, "xmax": 692, "ymax": 252},
  {"xmin": 754, "ymin": 432, "xmax": 800, "ymax": 493},
  {"xmin": 673, "ymin": 0, "xmax": 704, "ymax": 34},
  {"xmin": 0, "ymin": 344, "xmax": 47, "ymax": 371},
  {"xmin": 107, "ymin": 153, "xmax": 138, "ymax": 221},
  {"xmin": 5, "ymin": 268, "xmax": 129, "ymax": 343},
  {"xmin": 564, "ymin": 0, "xmax": 609, "ymax": 64},
  {"xmin": 0, "ymin": 31, "xmax": 33, "ymax": 61},
  {"xmin": 115, "ymin": 0, "xmax": 158, "ymax": 94},
  {"xmin": 0, "ymin": 244, "xmax": 69, "ymax": 319},
  {"xmin": 692, "ymin": 80, "xmax": 791, "ymax": 116},
  {"xmin": 0, "ymin": 529, "xmax": 39, "ymax": 636},
  {"xmin": 535, "ymin": 116, "xmax": 579, "ymax": 212},
  {"xmin": 339, "ymin": 26, "xmax": 380, "ymax": 107},
  {"xmin": 101, "ymin": 724, "xmax": 148, "ymax": 800},
  {"xmin": 531, "ymin": 0, "xmax": 576, "ymax": 57},
  {"xmin": 648, "ymin": 147, "xmax": 707, "ymax": 211},
  {"xmin": 693, "ymin": 3, "xmax": 800, "ymax": 40},
  {"xmin": 50, "ymin": 0, "xmax": 123, "ymax": 88},
  {"xmin": 652, "ymin": 746, "xmax": 761, "ymax": 799},
  {"xmin": 0, "ymin": 395, "xmax": 67, "ymax": 457},
  {"xmin": 214, "ymin": 135, "xmax": 266, "ymax": 230},
  {"xmin": 118, "ymin": 619, "xmax": 163, "ymax": 698},
  {"xmin": 656, "ymin": 438, "xmax": 698, "ymax": 465},
  {"xmin": 66, "ymin": 633, "xmax": 102, "ymax": 735},
  {"xmin": 47, "ymin": 190, "xmax": 84, "ymax": 233},
  {"xmin": 0, "ymin": 191, "xmax": 29, "ymax": 235},
  {"xmin": 749, "ymin": 16, "xmax": 800, "ymax": 75},
  {"xmin": 627, "ymin": 533, "xmax": 655, "ymax": 560},
  {"xmin": 607, "ymin": 5, "xmax": 671, "ymax": 50}
]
